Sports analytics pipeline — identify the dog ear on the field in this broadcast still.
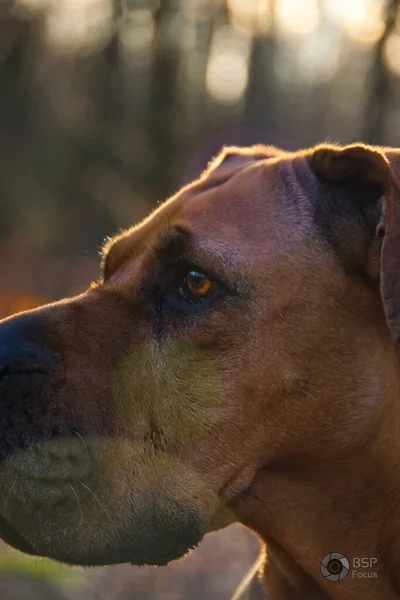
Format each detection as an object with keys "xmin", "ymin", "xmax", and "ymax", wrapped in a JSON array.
[{"xmin": 309, "ymin": 143, "xmax": 400, "ymax": 354}]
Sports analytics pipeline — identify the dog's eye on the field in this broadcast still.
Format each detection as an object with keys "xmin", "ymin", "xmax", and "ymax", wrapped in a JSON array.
[
  {"xmin": 178, "ymin": 270, "xmax": 216, "ymax": 303},
  {"xmin": 161, "ymin": 267, "xmax": 225, "ymax": 314}
]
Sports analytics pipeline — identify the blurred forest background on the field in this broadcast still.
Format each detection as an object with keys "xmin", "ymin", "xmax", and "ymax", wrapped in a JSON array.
[{"xmin": 1, "ymin": 0, "xmax": 400, "ymax": 598}]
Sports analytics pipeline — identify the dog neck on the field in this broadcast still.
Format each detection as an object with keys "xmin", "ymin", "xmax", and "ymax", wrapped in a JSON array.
[{"xmin": 233, "ymin": 319, "xmax": 400, "ymax": 599}]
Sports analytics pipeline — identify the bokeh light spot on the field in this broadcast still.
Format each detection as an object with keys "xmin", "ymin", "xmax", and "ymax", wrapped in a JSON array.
[
  {"xmin": 275, "ymin": 0, "xmax": 320, "ymax": 38},
  {"xmin": 44, "ymin": 0, "xmax": 113, "ymax": 55},
  {"xmin": 206, "ymin": 26, "xmax": 251, "ymax": 104},
  {"xmin": 384, "ymin": 32, "xmax": 400, "ymax": 77},
  {"xmin": 227, "ymin": 0, "xmax": 272, "ymax": 34},
  {"xmin": 326, "ymin": 0, "xmax": 385, "ymax": 46}
]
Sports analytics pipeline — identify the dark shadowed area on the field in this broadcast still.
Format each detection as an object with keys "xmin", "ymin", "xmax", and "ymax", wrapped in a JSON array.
[{"xmin": 1, "ymin": 0, "xmax": 400, "ymax": 598}]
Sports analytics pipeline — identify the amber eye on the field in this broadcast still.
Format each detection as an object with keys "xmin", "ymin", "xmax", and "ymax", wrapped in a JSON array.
[{"xmin": 180, "ymin": 270, "xmax": 215, "ymax": 301}]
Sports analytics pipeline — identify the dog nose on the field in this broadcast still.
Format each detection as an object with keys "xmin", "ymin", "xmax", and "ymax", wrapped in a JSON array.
[
  {"xmin": 6, "ymin": 436, "xmax": 91, "ymax": 482},
  {"xmin": 0, "ymin": 309, "xmax": 63, "ymax": 463},
  {"xmin": 0, "ymin": 310, "xmax": 59, "ymax": 374}
]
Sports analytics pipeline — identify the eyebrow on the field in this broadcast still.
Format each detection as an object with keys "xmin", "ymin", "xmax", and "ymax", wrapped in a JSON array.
[
  {"xmin": 152, "ymin": 226, "xmax": 193, "ymax": 263},
  {"xmin": 101, "ymin": 237, "xmax": 129, "ymax": 280},
  {"xmin": 153, "ymin": 226, "xmax": 242, "ymax": 296},
  {"xmin": 101, "ymin": 225, "xmax": 193, "ymax": 281},
  {"xmin": 103, "ymin": 223, "xmax": 248, "ymax": 302}
]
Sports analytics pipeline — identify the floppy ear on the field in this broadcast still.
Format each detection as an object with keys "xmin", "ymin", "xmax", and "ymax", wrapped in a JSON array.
[{"xmin": 309, "ymin": 143, "xmax": 400, "ymax": 354}]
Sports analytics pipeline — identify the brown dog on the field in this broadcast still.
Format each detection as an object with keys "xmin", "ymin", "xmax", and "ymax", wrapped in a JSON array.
[{"xmin": 1, "ymin": 142, "xmax": 400, "ymax": 600}]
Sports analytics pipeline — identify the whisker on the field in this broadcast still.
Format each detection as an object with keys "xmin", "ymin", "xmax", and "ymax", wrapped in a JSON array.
[
  {"xmin": 67, "ymin": 481, "xmax": 83, "ymax": 523},
  {"xmin": 72, "ymin": 430, "xmax": 90, "ymax": 459},
  {"xmin": 79, "ymin": 481, "xmax": 115, "ymax": 524},
  {"xmin": 3, "ymin": 476, "xmax": 18, "ymax": 508}
]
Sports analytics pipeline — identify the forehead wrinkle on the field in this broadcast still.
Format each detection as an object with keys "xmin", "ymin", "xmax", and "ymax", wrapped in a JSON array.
[
  {"xmin": 102, "ymin": 152, "xmax": 278, "ymax": 274},
  {"xmin": 150, "ymin": 220, "xmax": 244, "ymax": 282},
  {"xmin": 173, "ymin": 232, "xmax": 245, "ymax": 285},
  {"xmin": 103, "ymin": 159, "xmax": 269, "ymax": 279},
  {"xmin": 149, "ymin": 225, "xmax": 238, "ymax": 285},
  {"xmin": 101, "ymin": 158, "xmax": 254, "ymax": 276}
]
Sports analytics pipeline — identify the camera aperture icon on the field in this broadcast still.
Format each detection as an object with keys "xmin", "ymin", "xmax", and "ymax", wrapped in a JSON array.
[{"xmin": 320, "ymin": 552, "xmax": 350, "ymax": 582}]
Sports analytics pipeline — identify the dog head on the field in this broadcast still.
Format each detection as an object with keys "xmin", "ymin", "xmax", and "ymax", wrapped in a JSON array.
[{"xmin": 0, "ymin": 143, "xmax": 399, "ymax": 567}]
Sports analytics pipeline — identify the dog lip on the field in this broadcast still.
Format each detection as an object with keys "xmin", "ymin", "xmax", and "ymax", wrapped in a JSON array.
[
  {"xmin": 7, "ymin": 473, "xmax": 77, "ymax": 486},
  {"xmin": 2, "ymin": 472, "xmax": 84, "ymax": 505},
  {"xmin": 0, "ymin": 513, "xmax": 40, "ymax": 556},
  {"xmin": 5, "ymin": 438, "xmax": 92, "ymax": 482}
]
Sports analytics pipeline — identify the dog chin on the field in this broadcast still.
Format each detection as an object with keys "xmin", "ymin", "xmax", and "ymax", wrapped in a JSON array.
[
  {"xmin": 0, "ymin": 514, "xmax": 40, "ymax": 556},
  {"xmin": 2, "ymin": 491, "xmax": 235, "ymax": 567},
  {"xmin": 0, "ymin": 439, "xmax": 222, "ymax": 566},
  {"xmin": 0, "ymin": 502, "xmax": 207, "ymax": 567}
]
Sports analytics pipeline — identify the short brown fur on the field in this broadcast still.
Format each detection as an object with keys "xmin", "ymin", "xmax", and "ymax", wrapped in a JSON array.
[{"xmin": 1, "ymin": 143, "xmax": 400, "ymax": 599}]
